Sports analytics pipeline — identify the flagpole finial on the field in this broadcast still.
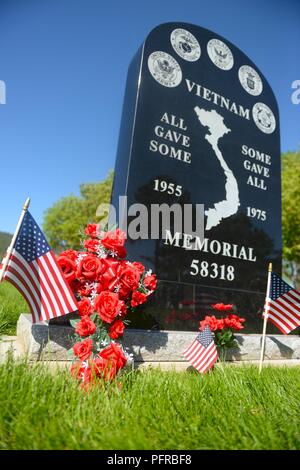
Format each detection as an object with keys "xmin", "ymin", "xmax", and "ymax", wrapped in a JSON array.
[
  {"xmin": 268, "ymin": 262, "xmax": 272, "ymax": 272},
  {"xmin": 23, "ymin": 197, "xmax": 31, "ymax": 211}
]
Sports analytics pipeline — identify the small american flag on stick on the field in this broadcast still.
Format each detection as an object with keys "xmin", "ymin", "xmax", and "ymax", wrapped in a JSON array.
[
  {"xmin": 264, "ymin": 272, "xmax": 300, "ymax": 334},
  {"xmin": 183, "ymin": 326, "xmax": 218, "ymax": 374},
  {"xmin": 0, "ymin": 202, "xmax": 77, "ymax": 323}
]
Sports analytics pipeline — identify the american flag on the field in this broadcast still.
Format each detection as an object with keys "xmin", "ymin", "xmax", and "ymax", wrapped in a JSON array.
[
  {"xmin": 264, "ymin": 272, "xmax": 300, "ymax": 334},
  {"xmin": 1, "ymin": 211, "xmax": 77, "ymax": 323},
  {"xmin": 183, "ymin": 326, "xmax": 218, "ymax": 374}
]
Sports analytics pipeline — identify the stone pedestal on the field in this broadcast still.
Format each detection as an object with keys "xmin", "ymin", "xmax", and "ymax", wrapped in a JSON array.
[{"xmin": 16, "ymin": 314, "xmax": 300, "ymax": 367}]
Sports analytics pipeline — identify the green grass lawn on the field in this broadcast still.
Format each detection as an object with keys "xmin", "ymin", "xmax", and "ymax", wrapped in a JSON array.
[
  {"xmin": 0, "ymin": 282, "xmax": 27, "ymax": 336},
  {"xmin": 0, "ymin": 360, "xmax": 299, "ymax": 450}
]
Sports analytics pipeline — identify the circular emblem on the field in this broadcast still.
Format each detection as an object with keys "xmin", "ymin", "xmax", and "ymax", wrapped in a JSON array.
[
  {"xmin": 252, "ymin": 102, "xmax": 276, "ymax": 134},
  {"xmin": 239, "ymin": 65, "xmax": 263, "ymax": 96},
  {"xmin": 170, "ymin": 28, "xmax": 201, "ymax": 62},
  {"xmin": 207, "ymin": 38, "xmax": 234, "ymax": 70},
  {"xmin": 148, "ymin": 51, "xmax": 182, "ymax": 88}
]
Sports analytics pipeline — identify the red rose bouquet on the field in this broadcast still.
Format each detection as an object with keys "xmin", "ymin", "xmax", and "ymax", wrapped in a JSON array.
[
  {"xmin": 199, "ymin": 303, "xmax": 245, "ymax": 353},
  {"xmin": 57, "ymin": 224, "xmax": 157, "ymax": 387}
]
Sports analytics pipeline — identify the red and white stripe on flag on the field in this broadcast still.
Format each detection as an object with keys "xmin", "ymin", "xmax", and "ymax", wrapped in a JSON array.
[
  {"xmin": 183, "ymin": 327, "xmax": 218, "ymax": 374},
  {"xmin": 263, "ymin": 272, "xmax": 300, "ymax": 334},
  {"xmin": 4, "ymin": 249, "xmax": 77, "ymax": 323},
  {"xmin": 264, "ymin": 290, "xmax": 300, "ymax": 334}
]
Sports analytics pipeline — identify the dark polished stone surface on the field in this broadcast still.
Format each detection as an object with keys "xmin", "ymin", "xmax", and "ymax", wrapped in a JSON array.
[{"xmin": 111, "ymin": 22, "xmax": 281, "ymax": 332}]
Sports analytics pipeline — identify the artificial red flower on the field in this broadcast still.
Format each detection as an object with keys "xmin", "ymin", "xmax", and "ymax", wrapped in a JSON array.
[
  {"xmin": 84, "ymin": 238, "xmax": 100, "ymax": 253},
  {"xmin": 73, "ymin": 338, "xmax": 93, "ymax": 361},
  {"xmin": 199, "ymin": 315, "xmax": 222, "ymax": 332},
  {"xmin": 60, "ymin": 249, "xmax": 79, "ymax": 262},
  {"xmin": 144, "ymin": 273, "xmax": 157, "ymax": 291},
  {"xmin": 101, "ymin": 228, "xmax": 126, "ymax": 257},
  {"xmin": 94, "ymin": 291, "xmax": 122, "ymax": 324},
  {"xmin": 109, "ymin": 320, "xmax": 125, "ymax": 339},
  {"xmin": 211, "ymin": 303, "xmax": 234, "ymax": 311},
  {"xmin": 57, "ymin": 253, "xmax": 77, "ymax": 283},
  {"xmin": 77, "ymin": 297, "xmax": 94, "ymax": 317},
  {"xmin": 131, "ymin": 262, "xmax": 145, "ymax": 275},
  {"xmin": 131, "ymin": 291, "xmax": 147, "ymax": 307},
  {"xmin": 75, "ymin": 316, "xmax": 97, "ymax": 337},
  {"xmin": 64, "ymin": 223, "xmax": 158, "ymax": 386},
  {"xmin": 85, "ymin": 224, "xmax": 100, "ymax": 238},
  {"xmin": 224, "ymin": 314, "xmax": 245, "ymax": 331},
  {"xmin": 77, "ymin": 281, "xmax": 96, "ymax": 297},
  {"xmin": 71, "ymin": 361, "xmax": 92, "ymax": 386},
  {"xmin": 99, "ymin": 342, "xmax": 127, "ymax": 371},
  {"xmin": 98, "ymin": 259, "xmax": 120, "ymax": 291},
  {"xmin": 93, "ymin": 356, "xmax": 117, "ymax": 381},
  {"xmin": 118, "ymin": 302, "xmax": 128, "ymax": 319},
  {"xmin": 118, "ymin": 262, "xmax": 141, "ymax": 298},
  {"xmin": 77, "ymin": 254, "xmax": 103, "ymax": 281}
]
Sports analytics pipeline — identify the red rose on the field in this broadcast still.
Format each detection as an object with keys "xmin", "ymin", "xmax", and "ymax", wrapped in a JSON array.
[
  {"xmin": 77, "ymin": 254, "xmax": 103, "ymax": 281},
  {"xmin": 71, "ymin": 361, "xmax": 92, "ymax": 386},
  {"xmin": 99, "ymin": 342, "xmax": 127, "ymax": 371},
  {"xmin": 57, "ymin": 253, "xmax": 77, "ymax": 283},
  {"xmin": 101, "ymin": 228, "xmax": 126, "ymax": 257},
  {"xmin": 77, "ymin": 281, "xmax": 96, "ymax": 297},
  {"xmin": 84, "ymin": 239, "xmax": 100, "ymax": 253},
  {"xmin": 75, "ymin": 316, "xmax": 97, "ymax": 337},
  {"xmin": 77, "ymin": 298, "xmax": 94, "ymax": 316},
  {"xmin": 131, "ymin": 290, "xmax": 147, "ymax": 307},
  {"xmin": 84, "ymin": 224, "xmax": 100, "ymax": 238},
  {"xmin": 69, "ymin": 279, "xmax": 83, "ymax": 295},
  {"xmin": 132, "ymin": 262, "xmax": 145, "ymax": 275},
  {"xmin": 119, "ymin": 302, "xmax": 128, "ymax": 319},
  {"xmin": 60, "ymin": 249, "xmax": 79, "ymax": 262},
  {"xmin": 211, "ymin": 303, "xmax": 234, "ymax": 311},
  {"xmin": 118, "ymin": 263, "xmax": 141, "ymax": 298},
  {"xmin": 109, "ymin": 320, "xmax": 125, "ymax": 339},
  {"xmin": 94, "ymin": 291, "xmax": 122, "ymax": 323},
  {"xmin": 73, "ymin": 338, "xmax": 93, "ymax": 361},
  {"xmin": 93, "ymin": 356, "xmax": 117, "ymax": 381},
  {"xmin": 143, "ymin": 274, "xmax": 157, "ymax": 291}
]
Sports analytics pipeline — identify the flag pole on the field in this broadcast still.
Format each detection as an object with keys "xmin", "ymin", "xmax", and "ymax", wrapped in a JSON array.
[
  {"xmin": 258, "ymin": 262, "xmax": 272, "ymax": 373},
  {"xmin": 0, "ymin": 197, "xmax": 31, "ymax": 283}
]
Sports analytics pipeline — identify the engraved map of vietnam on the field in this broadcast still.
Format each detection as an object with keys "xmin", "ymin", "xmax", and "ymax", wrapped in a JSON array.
[{"xmin": 194, "ymin": 106, "xmax": 240, "ymax": 230}]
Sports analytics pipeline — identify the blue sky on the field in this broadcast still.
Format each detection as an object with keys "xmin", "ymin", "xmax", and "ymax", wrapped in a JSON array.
[{"xmin": 0, "ymin": 0, "xmax": 299, "ymax": 234}]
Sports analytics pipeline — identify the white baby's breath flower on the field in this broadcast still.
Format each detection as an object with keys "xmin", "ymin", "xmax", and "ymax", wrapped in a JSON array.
[
  {"xmin": 75, "ymin": 253, "xmax": 88, "ymax": 266},
  {"xmin": 90, "ymin": 282, "xmax": 98, "ymax": 302},
  {"xmin": 97, "ymin": 246, "xmax": 108, "ymax": 258}
]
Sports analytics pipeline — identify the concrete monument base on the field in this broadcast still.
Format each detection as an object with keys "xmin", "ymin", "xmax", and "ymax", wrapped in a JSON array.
[{"xmin": 15, "ymin": 314, "xmax": 300, "ymax": 365}]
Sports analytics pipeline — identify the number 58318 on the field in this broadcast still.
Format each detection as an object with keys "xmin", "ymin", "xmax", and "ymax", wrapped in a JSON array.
[{"xmin": 190, "ymin": 260, "xmax": 235, "ymax": 281}]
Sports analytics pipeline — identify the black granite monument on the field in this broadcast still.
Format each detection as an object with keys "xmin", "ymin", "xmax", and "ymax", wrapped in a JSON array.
[{"xmin": 111, "ymin": 22, "xmax": 281, "ymax": 333}]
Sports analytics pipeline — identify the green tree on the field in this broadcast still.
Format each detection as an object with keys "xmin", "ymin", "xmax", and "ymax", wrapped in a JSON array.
[
  {"xmin": 282, "ymin": 150, "xmax": 300, "ymax": 287},
  {"xmin": 43, "ymin": 171, "xmax": 113, "ymax": 252},
  {"xmin": 0, "ymin": 232, "xmax": 12, "ymax": 259}
]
